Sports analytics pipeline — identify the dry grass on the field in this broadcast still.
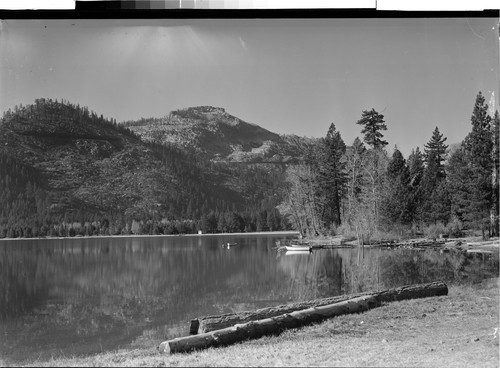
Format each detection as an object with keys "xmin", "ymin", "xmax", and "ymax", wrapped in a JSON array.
[{"xmin": 19, "ymin": 278, "xmax": 500, "ymax": 367}]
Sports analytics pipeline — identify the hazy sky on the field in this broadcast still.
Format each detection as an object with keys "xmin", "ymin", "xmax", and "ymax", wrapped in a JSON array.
[{"xmin": 0, "ymin": 17, "xmax": 498, "ymax": 155}]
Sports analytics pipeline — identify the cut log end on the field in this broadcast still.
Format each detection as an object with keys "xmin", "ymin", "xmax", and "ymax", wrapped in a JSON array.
[
  {"xmin": 189, "ymin": 319, "xmax": 200, "ymax": 335},
  {"xmin": 158, "ymin": 341, "xmax": 171, "ymax": 354}
]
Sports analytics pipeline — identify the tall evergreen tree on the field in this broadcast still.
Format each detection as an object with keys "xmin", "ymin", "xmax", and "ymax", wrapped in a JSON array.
[
  {"xmin": 381, "ymin": 148, "xmax": 412, "ymax": 228},
  {"xmin": 424, "ymin": 127, "xmax": 448, "ymax": 180},
  {"xmin": 420, "ymin": 127, "xmax": 450, "ymax": 224},
  {"xmin": 408, "ymin": 147, "xmax": 424, "ymax": 188},
  {"xmin": 460, "ymin": 92, "xmax": 494, "ymax": 238},
  {"xmin": 492, "ymin": 110, "xmax": 500, "ymax": 236},
  {"xmin": 316, "ymin": 123, "xmax": 347, "ymax": 230},
  {"xmin": 343, "ymin": 137, "xmax": 367, "ymax": 226},
  {"xmin": 447, "ymin": 146, "xmax": 473, "ymax": 224},
  {"xmin": 356, "ymin": 108, "xmax": 388, "ymax": 149},
  {"xmin": 464, "ymin": 92, "xmax": 493, "ymax": 165},
  {"xmin": 448, "ymin": 92, "xmax": 494, "ymax": 238},
  {"xmin": 407, "ymin": 147, "xmax": 425, "ymax": 226},
  {"xmin": 354, "ymin": 108, "xmax": 389, "ymax": 236}
]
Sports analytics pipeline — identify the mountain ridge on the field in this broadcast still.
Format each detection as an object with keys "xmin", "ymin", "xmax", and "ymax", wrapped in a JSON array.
[{"xmin": 122, "ymin": 105, "xmax": 310, "ymax": 163}]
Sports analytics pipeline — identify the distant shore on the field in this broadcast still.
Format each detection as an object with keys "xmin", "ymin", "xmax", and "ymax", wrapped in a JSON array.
[{"xmin": 0, "ymin": 230, "xmax": 300, "ymax": 242}]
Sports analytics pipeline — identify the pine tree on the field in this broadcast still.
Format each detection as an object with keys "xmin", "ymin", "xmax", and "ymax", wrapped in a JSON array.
[
  {"xmin": 408, "ymin": 147, "xmax": 424, "ymax": 188},
  {"xmin": 461, "ymin": 92, "xmax": 494, "ymax": 238},
  {"xmin": 424, "ymin": 127, "xmax": 448, "ymax": 180},
  {"xmin": 381, "ymin": 149, "xmax": 412, "ymax": 230},
  {"xmin": 343, "ymin": 137, "xmax": 367, "ymax": 226},
  {"xmin": 447, "ymin": 146, "xmax": 473, "ymax": 222},
  {"xmin": 420, "ymin": 127, "xmax": 450, "ymax": 225},
  {"xmin": 448, "ymin": 92, "xmax": 494, "ymax": 238},
  {"xmin": 217, "ymin": 212, "xmax": 227, "ymax": 233},
  {"xmin": 420, "ymin": 152, "xmax": 450, "ymax": 224},
  {"xmin": 356, "ymin": 108, "xmax": 388, "ymax": 149},
  {"xmin": 316, "ymin": 123, "xmax": 347, "ymax": 230},
  {"xmin": 407, "ymin": 147, "xmax": 425, "ymax": 227},
  {"xmin": 227, "ymin": 212, "xmax": 245, "ymax": 233},
  {"xmin": 492, "ymin": 110, "xmax": 500, "ymax": 236},
  {"xmin": 464, "ymin": 92, "xmax": 493, "ymax": 164}
]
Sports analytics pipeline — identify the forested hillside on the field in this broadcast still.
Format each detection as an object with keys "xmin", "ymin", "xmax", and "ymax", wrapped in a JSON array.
[
  {"xmin": 3, "ymin": 93, "xmax": 496, "ymax": 241},
  {"xmin": 0, "ymin": 99, "xmax": 293, "ymax": 238},
  {"xmin": 279, "ymin": 92, "xmax": 499, "ymax": 241}
]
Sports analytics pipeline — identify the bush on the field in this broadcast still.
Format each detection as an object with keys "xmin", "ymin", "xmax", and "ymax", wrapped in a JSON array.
[
  {"xmin": 424, "ymin": 222, "xmax": 447, "ymax": 239},
  {"xmin": 410, "ymin": 223, "xmax": 424, "ymax": 237},
  {"xmin": 446, "ymin": 215, "xmax": 464, "ymax": 238},
  {"xmin": 336, "ymin": 223, "xmax": 357, "ymax": 241}
]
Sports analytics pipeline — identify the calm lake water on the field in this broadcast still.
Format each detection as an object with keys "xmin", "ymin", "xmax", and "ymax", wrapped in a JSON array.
[{"xmin": 0, "ymin": 233, "xmax": 498, "ymax": 364}]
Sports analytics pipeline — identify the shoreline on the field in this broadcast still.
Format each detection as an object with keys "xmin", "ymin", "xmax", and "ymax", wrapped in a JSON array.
[
  {"xmin": 0, "ymin": 230, "xmax": 300, "ymax": 242},
  {"xmin": 16, "ymin": 279, "xmax": 499, "ymax": 367}
]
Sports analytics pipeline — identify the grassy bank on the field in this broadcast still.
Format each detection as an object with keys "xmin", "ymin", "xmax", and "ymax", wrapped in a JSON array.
[{"xmin": 15, "ymin": 278, "xmax": 499, "ymax": 367}]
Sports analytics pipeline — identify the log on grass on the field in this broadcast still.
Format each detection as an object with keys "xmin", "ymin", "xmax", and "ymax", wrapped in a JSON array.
[
  {"xmin": 375, "ymin": 281, "xmax": 448, "ymax": 303},
  {"xmin": 190, "ymin": 281, "xmax": 448, "ymax": 334},
  {"xmin": 159, "ymin": 295, "xmax": 377, "ymax": 355},
  {"xmin": 190, "ymin": 294, "xmax": 367, "ymax": 335}
]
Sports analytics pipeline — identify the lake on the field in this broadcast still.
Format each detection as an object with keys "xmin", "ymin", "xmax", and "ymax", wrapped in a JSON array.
[{"xmin": 0, "ymin": 233, "xmax": 498, "ymax": 364}]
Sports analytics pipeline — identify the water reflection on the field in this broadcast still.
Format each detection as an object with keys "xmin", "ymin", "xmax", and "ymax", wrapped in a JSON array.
[{"xmin": 0, "ymin": 235, "xmax": 497, "ymax": 364}]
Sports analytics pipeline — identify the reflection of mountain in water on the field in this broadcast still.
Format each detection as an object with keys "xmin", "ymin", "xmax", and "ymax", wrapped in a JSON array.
[
  {"xmin": 0, "ymin": 236, "xmax": 498, "ymax": 364},
  {"xmin": 0, "ymin": 235, "xmax": 300, "ymax": 363}
]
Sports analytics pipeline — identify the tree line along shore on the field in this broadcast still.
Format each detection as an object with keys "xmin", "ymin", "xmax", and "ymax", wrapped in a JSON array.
[
  {"xmin": 0, "ymin": 92, "xmax": 498, "ymax": 242},
  {"xmin": 278, "ymin": 92, "xmax": 499, "ymax": 243}
]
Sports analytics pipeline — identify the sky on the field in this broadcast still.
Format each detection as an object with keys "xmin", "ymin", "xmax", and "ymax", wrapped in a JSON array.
[{"xmin": 0, "ymin": 16, "xmax": 498, "ymax": 156}]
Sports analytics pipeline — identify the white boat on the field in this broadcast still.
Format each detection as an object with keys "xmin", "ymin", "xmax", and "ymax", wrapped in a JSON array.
[
  {"xmin": 284, "ymin": 245, "xmax": 311, "ymax": 252},
  {"xmin": 285, "ymin": 249, "xmax": 312, "ymax": 255}
]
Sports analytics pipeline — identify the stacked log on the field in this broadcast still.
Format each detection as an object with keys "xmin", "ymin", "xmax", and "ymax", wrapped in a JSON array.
[
  {"xmin": 190, "ymin": 294, "xmax": 367, "ymax": 335},
  {"xmin": 159, "ymin": 295, "xmax": 377, "ymax": 355},
  {"xmin": 189, "ymin": 281, "xmax": 448, "ymax": 334},
  {"xmin": 158, "ymin": 282, "xmax": 448, "ymax": 355},
  {"xmin": 388, "ymin": 239, "xmax": 446, "ymax": 249}
]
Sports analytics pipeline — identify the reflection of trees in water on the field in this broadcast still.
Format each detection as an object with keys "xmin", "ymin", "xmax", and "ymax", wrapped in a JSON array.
[
  {"xmin": 341, "ymin": 248, "xmax": 383, "ymax": 293},
  {"xmin": 1, "ymin": 237, "xmax": 498, "ymax": 364},
  {"xmin": 344, "ymin": 248, "xmax": 499, "ymax": 293},
  {"xmin": 0, "ymin": 244, "xmax": 51, "ymax": 319},
  {"xmin": 277, "ymin": 250, "xmax": 343, "ymax": 301}
]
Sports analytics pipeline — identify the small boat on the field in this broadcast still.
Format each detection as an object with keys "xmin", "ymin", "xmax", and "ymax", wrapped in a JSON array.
[
  {"xmin": 285, "ymin": 249, "xmax": 312, "ymax": 255},
  {"xmin": 223, "ymin": 242, "xmax": 238, "ymax": 249},
  {"xmin": 284, "ymin": 245, "xmax": 312, "ymax": 252}
]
